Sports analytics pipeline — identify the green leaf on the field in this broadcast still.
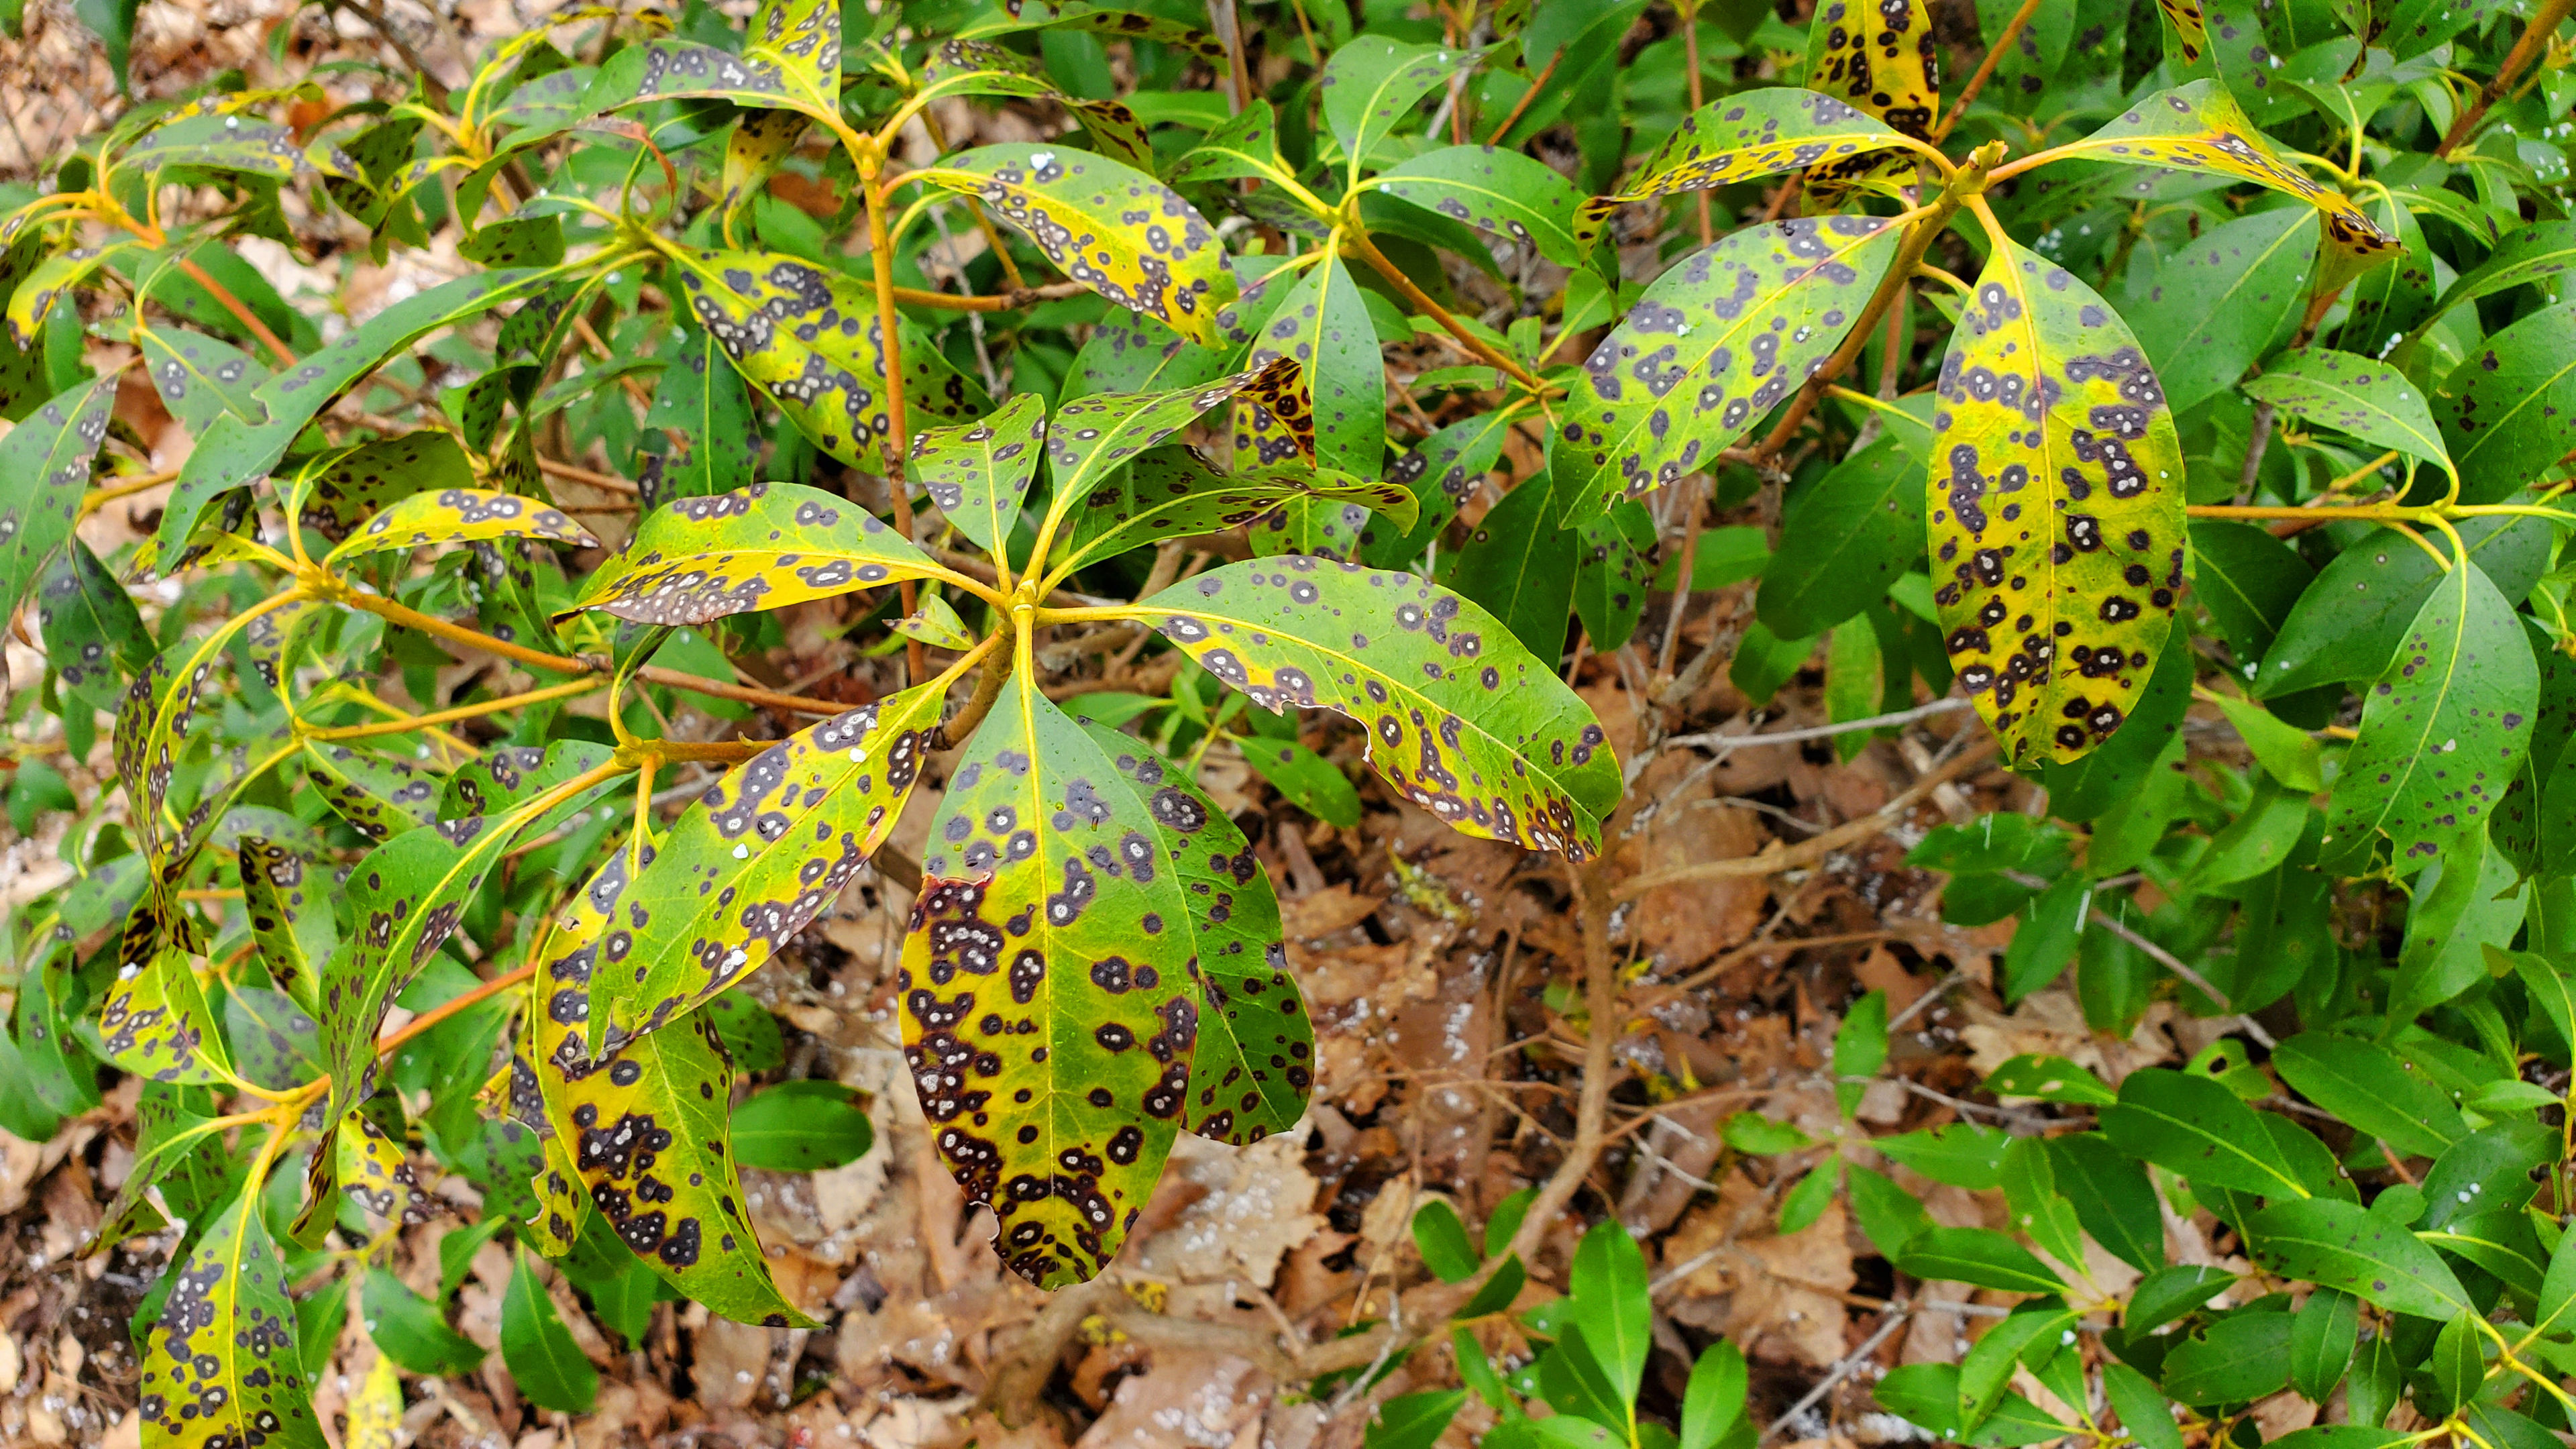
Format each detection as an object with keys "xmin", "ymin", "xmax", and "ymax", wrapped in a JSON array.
[
  {"xmin": 1833, "ymin": 987, "xmax": 1888, "ymax": 1115},
  {"xmin": 1619, "ymin": 89, "xmax": 1913, "ymax": 202},
  {"xmin": 2159, "ymin": 1310, "xmax": 2292, "ymax": 1406},
  {"xmin": 1127, "ymin": 557, "xmax": 1619, "ymax": 857},
  {"xmin": 2426, "ymin": 221, "xmax": 2576, "ymax": 325},
  {"xmin": 1823, "ymin": 619, "xmax": 1886, "ymax": 761},
  {"xmin": 2205, "ymin": 693, "xmax": 2326, "ymax": 792},
  {"xmin": 0, "ymin": 374, "xmax": 115, "ymax": 620},
  {"xmin": 1413, "ymin": 1200, "xmax": 1480, "ymax": 1283},
  {"xmin": 916, "ymin": 144, "xmax": 1236, "ymax": 345},
  {"xmin": 583, "ymin": 679, "xmax": 945, "ymax": 1051},
  {"xmin": 1721, "ymin": 1112, "xmax": 1812, "ymax": 1153},
  {"xmin": 1365, "ymin": 1390, "xmax": 1468, "ymax": 1449},
  {"xmin": 1372, "ymin": 146, "xmax": 1603, "ymax": 266},
  {"xmin": 2318, "ymin": 557, "xmax": 2537, "ymax": 874},
  {"xmin": 904, "ymin": 677, "xmax": 1201, "ymax": 1289},
  {"xmin": 1680, "ymin": 1340, "xmax": 1748, "ymax": 1449},
  {"xmin": 2244, "ymin": 1195, "xmax": 2472, "ymax": 1320},
  {"xmin": 360, "ymin": 1267, "xmax": 485, "ymax": 1375},
  {"xmin": 2288, "ymin": 1287, "xmax": 2359, "ymax": 1402},
  {"xmin": 1875, "ymin": 1362, "xmax": 2071, "ymax": 1447},
  {"xmin": 913, "ymin": 392, "xmax": 1047, "ymax": 559},
  {"xmin": 2271, "ymin": 1033, "xmax": 2467, "ymax": 1159},
  {"xmin": 731, "ymin": 1080, "xmax": 876, "ymax": 1171},
  {"xmin": 2240, "ymin": 347, "xmax": 2454, "ymax": 483},
  {"xmin": 1570, "ymin": 1218, "xmax": 1651, "ymax": 1404},
  {"xmin": 2130, "ymin": 208, "xmax": 2316, "ymax": 417},
  {"xmin": 1760, "ymin": 431, "xmax": 1924, "ymax": 639},
  {"xmin": 1450, "ymin": 477, "xmax": 1576, "ymax": 659},
  {"xmin": 2125, "ymin": 1263, "xmax": 2238, "ymax": 1334},
  {"xmin": 1960, "ymin": 1303, "xmax": 2080, "ymax": 1429},
  {"xmin": 323, "ymin": 486, "xmax": 596, "ymax": 563},
  {"xmin": 289, "ymin": 431, "xmax": 478, "ymax": 543},
  {"xmin": 1573, "ymin": 503, "xmax": 1656, "ymax": 652},
  {"xmin": 1055, "ymin": 445, "xmax": 1411, "ymax": 577},
  {"xmin": 646, "ymin": 323, "xmax": 758, "ymax": 504},
  {"xmin": 1779, "ymin": 1160, "xmax": 1841, "ymax": 1233},
  {"xmin": 1877, "ymin": 1122, "xmax": 2010, "ymax": 1188},
  {"xmin": 1982, "ymin": 1054, "xmax": 2114, "ymax": 1106},
  {"xmin": 2000, "ymin": 1135, "xmax": 2088, "ymax": 1271},
  {"xmin": 501, "ymin": 1251, "xmax": 598, "ymax": 1413},
  {"xmin": 2438, "ymin": 303, "xmax": 2576, "ymax": 503},
  {"xmin": 2055, "ymin": 80, "xmax": 2397, "ymax": 266},
  {"xmin": 2192, "ymin": 520, "xmax": 2312, "ymax": 670},
  {"xmin": 1319, "ymin": 36, "xmax": 1476, "ymax": 172},
  {"xmin": 2259, "ymin": 514, "xmax": 2548, "ymax": 696},
  {"xmin": 1847, "ymin": 1163, "xmax": 1935, "ymax": 1256},
  {"xmin": 1556, "ymin": 215, "xmax": 1901, "ymax": 521},
  {"xmin": 570, "ymin": 482, "xmax": 947, "ymax": 626},
  {"xmin": 1894, "ymin": 1226, "xmax": 2066, "ymax": 1293},
  {"xmin": 136, "ymin": 1193, "xmax": 327, "ymax": 1449},
  {"xmin": 2102, "ymin": 1363, "xmax": 2182, "ymax": 1449},
  {"xmin": 1234, "ymin": 733, "xmax": 1364, "ymax": 829},
  {"xmin": 1167, "ymin": 100, "xmax": 1285, "ymax": 186},
  {"xmin": 1930, "ymin": 237, "xmax": 2187, "ymax": 767},
  {"xmin": 2102, "ymin": 1068, "xmax": 2307, "ymax": 1198},
  {"xmin": 123, "ymin": 111, "xmax": 352, "ymax": 181}
]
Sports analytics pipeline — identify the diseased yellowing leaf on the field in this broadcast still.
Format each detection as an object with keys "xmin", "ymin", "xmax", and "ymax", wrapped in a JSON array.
[
  {"xmin": 904, "ymin": 674, "xmax": 1199, "ymax": 1288},
  {"xmin": 136, "ymin": 1193, "xmax": 328, "ymax": 1449},
  {"xmin": 1075, "ymin": 721, "xmax": 1313, "ymax": 1144},
  {"xmin": 1125, "ymin": 558, "xmax": 1620, "ymax": 857},
  {"xmin": 1928, "ymin": 239, "xmax": 2187, "ymax": 765},
  {"xmin": 912, "ymin": 392, "xmax": 1049, "ymax": 558},
  {"xmin": 568, "ymin": 482, "xmax": 949, "ymax": 625},
  {"xmin": 1619, "ymin": 89, "xmax": 1914, "ymax": 203},
  {"xmin": 1803, "ymin": 0, "xmax": 1939, "ymax": 138},
  {"xmin": 582, "ymin": 680, "xmax": 947, "ymax": 1052},
  {"xmin": 324, "ymin": 487, "xmax": 596, "ymax": 562}
]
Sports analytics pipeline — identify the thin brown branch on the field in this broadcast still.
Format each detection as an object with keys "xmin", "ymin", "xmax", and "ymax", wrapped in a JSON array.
[{"xmin": 2437, "ymin": 0, "xmax": 2576, "ymax": 157}]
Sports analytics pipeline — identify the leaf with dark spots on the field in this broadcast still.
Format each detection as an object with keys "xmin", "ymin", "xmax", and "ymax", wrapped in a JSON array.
[
  {"xmin": 659, "ymin": 245, "xmax": 987, "ymax": 470},
  {"xmin": 538, "ymin": 1003, "xmax": 819, "ymax": 1326},
  {"xmin": 1076, "ymin": 720, "xmax": 1313, "ymax": 1144},
  {"xmin": 287, "ymin": 431, "xmax": 476, "ymax": 542},
  {"xmin": 1551, "ymin": 215, "xmax": 1902, "ymax": 523},
  {"xmin": 511, "ymin": 973, "xmax": 588, "ymax": 1258},
  {"xmin": 2436, "ymin": 303, "xmax": 2576, "ymax": 504},
  {"xmin": 301, "ymin": 742, "xmax": 443, "ymax": 843},
  {"xmin": 906, "ymin": 676, "xmax": 1201, "ymax": 1289},
  {"xmin": 1122, "ymin": 557, "xmax": 1619, "ymax": 858},
  {"xmin": 1616, "ymin": 88, "xmax": 1915, "ymax": 203},
  {"xmin": 584, "ymin": 0, "xmax": 840, "ymax": 125},
  {"xmin": 1803, "ymin": 0, "xmax": 1940, "ymax": 140},
  {"xmin": 1035, "ymin": 359, "xmax": 1299, "ymax": 557},
  {"xmin": 325, "ymin": 486, "xmax": 598, "ymax": 562},
  {"xmin": 2241, "ymin": 347, "xmax": 2453, "ymax": 482},
  {"xmin": 582, "ymin": 679, "xmax": 947, "ymax": 1054},
  {"xmin": 0, "ymin": 374, "xmax": 117, "ymax": 622},
  {"xmin": 315, "ymin": 743, "xmax": 619, "ymax": 1129},
  {"xmin": 34, "ymin": 539, "xmax": 152, "ymax": 713},
  {"xmin": 239, "ymin": 837, "xmax": 336, "ymax": 1016},
  {"xmin": 136, "ymin": 325, "xmax": 268, "ymax": 434},
  {"xmin": 1318, "ymin": 36, "xmax": 1479, "ymax": 173},
  {"xmin": 912, "ymin": 392, "xmax": 1049, "ymax": 559},
  {"xmin": 1226, "ymin": 256, "xmax": 1381, "ymax": 481},
  {"xmin": 98, "ymin": 938, "xmax": 240, "ymax": 1088},
  {"xmin": 5, "ymin": 240, "xmax": 145, "ymax": 350},
  {"xmin": 2319, "ymin": 557, "xmax": 2537, "ymax": 876},
  {"xmin": 133, "ymin": 1193, "xmax": 327, "ymax": 1449},
  {"xmin": 2056, "ymin": 80, "xmax": 2396, "ymax": 269},
  {"xmin": 1927, "ymin": 238, "xmax": 2186, "ymax": 766},
  {"xmin": 1371, "ymin": 145, "xmax": 1603, "ymax": 266},
  {"xmin": 913, "ymin": 144, "xmax": 1237, "ymax": 345},
  {"xmin": 568, "ymin": 480, "xmax": 949, "ymax": 627},
  {"xmin": 965, "ymin": 2, "xmax": 1231, "ymax": 64}
]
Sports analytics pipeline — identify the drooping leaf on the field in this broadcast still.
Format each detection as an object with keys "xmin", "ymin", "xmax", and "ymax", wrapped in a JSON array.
[
  {"xmin": 2318, "ymin": 557, "xmax": 2536, "ymax": 874},
  {"xmin": 1077, "ymin": 720, "xmax": 1313, "ymax": 1143},
  {"xmin": 134, "ymin": 1193, "xmax": 327, "ymax": 1449},
  {"xmin": 1126, "ymin": 557, "xmax": 1620, "ymax": 858},
  {"xmin": 912, "ymin": 392, "xmax": 1048, "ymax": 559},
  {"xmin": 1616, "ymin": 89, "xmax": 1913, "ymax": 202},
  {"xmin": 500, "ymin": 1250, "xmax": 599, "ymax": 1413},
  {"xmin": 1554, "ymin": 215, "xmax": 1903, "ymax": 521},
  {"xmin": 539, "ymin": 1008, "xmax": 817, "ymax": 1325},
  {"xmin": 335, "ymin": 1110, "xmax": 439, "ymax": 1226},
  {"xmin": 903, "ymin": 676, "xmax": 1201, "ymax": 1289},
  {"xmin": 2057, "ymin": 81, "xmax": 2397, "ymax": 266},
  {"xmin": 0, "ymin": 374, "xmax": 116, "ymax": 620},
  {"xmin": 1803, "ymin": 0, "xmax": 1939, "ymax": 139},
  {"xmin": 568, "ymin": 482, "xmax": 948, "ymax": 626},
  {"xmin": 98, "ymin": 938, "xmax": 237, "ymax": 1087},
  {"xmin": 583, "ymin": 680, "xmax": 945, "ymax": 1052},
  {"xmin": 238, "ymin": 837, "xmax": 335, "ymax": 1014},
  {"xmin": 1373, "ymin": 146, "xmax": 1603, "ymax": 266},
  {"xmin": 1229, "ymin": 256, "xmax": 1383, "ymax": 479},
  {"xmin": 914, "ymin": 144, "xmax": 1236, "ymax": 345},
  {"xmin": 1929, "ymin": 237, "xmax": 2187, "ymax": 765},
  {"xmin": 1574, "ymin": 502, "xmax": 1658, "ymax": 651}
]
